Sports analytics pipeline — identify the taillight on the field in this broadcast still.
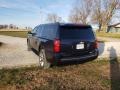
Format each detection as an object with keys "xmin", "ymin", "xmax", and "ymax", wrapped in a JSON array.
[
  {"xmin": 54, "ymin": 39, "xmax": 60, "ymax": 53},
  {"xmin": 94, "ymin": 40, "xmax": 98, "ymax": 49}
]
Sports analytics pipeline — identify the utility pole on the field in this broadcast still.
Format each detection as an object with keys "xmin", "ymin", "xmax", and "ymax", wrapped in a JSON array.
[{"xmin": 40, "ymin": 7, "xmax": 43, "ymax": 24}]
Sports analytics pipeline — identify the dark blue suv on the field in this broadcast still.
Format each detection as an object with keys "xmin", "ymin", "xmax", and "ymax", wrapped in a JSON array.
[{"xmin": 27, "ymin": 23, "xmax": 99, "ymax": 68}]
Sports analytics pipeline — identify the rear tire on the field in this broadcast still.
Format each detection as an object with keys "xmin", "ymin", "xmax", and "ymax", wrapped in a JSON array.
[{"xmin": 39, "ymin": 48, "xmax": 51, "ymax": 69}]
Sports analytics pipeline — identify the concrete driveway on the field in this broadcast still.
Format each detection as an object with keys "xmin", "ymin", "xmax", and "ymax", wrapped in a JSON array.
[
  {"xmin": 98, "ymin": 37, "xmax": 120, "ymax": 42},
  {"xmin": 0, "ymin": 35, "xmax": 120, "ymax": 68},
  {"xmin": 98, "ymin": 42, "xmax": 120, "ymax": 58}
]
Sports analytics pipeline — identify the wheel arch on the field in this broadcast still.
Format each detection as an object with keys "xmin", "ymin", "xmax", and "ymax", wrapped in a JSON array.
[{"xmin": 38, "ymin": 42, "xmax": 44, "ymax": 52}]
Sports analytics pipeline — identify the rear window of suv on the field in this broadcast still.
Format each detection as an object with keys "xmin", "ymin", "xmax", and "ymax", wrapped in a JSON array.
[{"xmin": 60, "ymin": 26, "xmax": 95, "ymax": 40}]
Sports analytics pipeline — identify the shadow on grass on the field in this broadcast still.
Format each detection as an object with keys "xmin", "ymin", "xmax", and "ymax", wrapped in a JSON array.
[
  {"xmin": 109, "ymin": 47, "xmax": 120, "ymax": 90},
  {"xmin": 56, "ymin": 58, "xmax": 97, "ymax": 68}
]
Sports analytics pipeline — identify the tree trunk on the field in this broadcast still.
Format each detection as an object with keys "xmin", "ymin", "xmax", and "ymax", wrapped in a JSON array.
[
  {"xmin": 98, "ymin": 24, "xmax": 102, "ymax": 32},
  {"xmin": 102, "ymin": 25, "xmax": 108, "ymax": 33}
]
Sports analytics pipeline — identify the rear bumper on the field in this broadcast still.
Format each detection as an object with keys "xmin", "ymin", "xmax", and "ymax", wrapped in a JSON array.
[
  {"xmin": 54, "ymin": 49, "xmax": 99, "ymax": 62},
  {"xmin": 61, "ymin": 52, "xmax": 98, "ymax": 61}
]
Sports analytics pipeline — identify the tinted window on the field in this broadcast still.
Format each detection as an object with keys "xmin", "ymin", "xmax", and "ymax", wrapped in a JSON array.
[
  {"xmin": 37, "ymin": 26, "xmax": 42, "ymax": 36},
  {"xmin": 41, "ymin": 26, "xmax": 47, "ymax": 38},
  {"xmin": 39, "ymin": 25, "xmax": 57, "ymax": 40},
  {"xmin": 47, "ymin": 25, "xmax": 57, "ymax": 39},
  {"xmin": 60, "ymin": 26, "xmax": 95, "ymax": 40}
]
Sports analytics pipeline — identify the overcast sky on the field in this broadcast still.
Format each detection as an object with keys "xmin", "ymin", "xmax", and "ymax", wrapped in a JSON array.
[{"xmin": 0, "ymin": 0, "xmax": 74, "ymax": 27}]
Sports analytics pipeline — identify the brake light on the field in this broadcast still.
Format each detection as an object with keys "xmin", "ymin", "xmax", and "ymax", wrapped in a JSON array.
[
  {"xmin": 54, "ymin": 39, "xmax": 60, "ymax": 53},
  {"xmin": 94, "ymin": 40, "xmax": 98, "ymax": 49}
]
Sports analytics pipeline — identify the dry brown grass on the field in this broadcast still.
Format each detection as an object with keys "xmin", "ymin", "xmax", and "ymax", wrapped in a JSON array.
[
  {"xmin": 0, "ymin": 59, "xmax": 120, "ymax": 90},
  {"xmin": 0, "ymin": 31, "xmax": 28, "ymax": 38},
  {"xmin": 96, "ymin": 32, "xmax": 120, "ymax": 38}
]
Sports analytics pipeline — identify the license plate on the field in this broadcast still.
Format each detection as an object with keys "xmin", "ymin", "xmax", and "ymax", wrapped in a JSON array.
[{"xmin": 76, "ymin": 44, "xmax": 84, "ymax": 49}]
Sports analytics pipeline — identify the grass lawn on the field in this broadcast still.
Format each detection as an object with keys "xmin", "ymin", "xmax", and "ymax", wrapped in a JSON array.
[
  {"xmin": 0, "ymin": 31, "xmax": 28, "ymax": 38},
  {"xmin": 96, "ymin": 32, "xmax": 120, "ymax": 38},
  {"xmin": 1, "ymin": 30, "xmax": 120, "ymax": 39},
  {"xmin": 0, "ymin": 59, "xmax": 120, "ymax": 90}
]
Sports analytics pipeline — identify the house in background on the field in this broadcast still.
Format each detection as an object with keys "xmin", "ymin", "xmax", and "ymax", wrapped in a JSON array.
[{"xmin": 107, "ymin": 23, "xmax": 120, "ymax": 33}]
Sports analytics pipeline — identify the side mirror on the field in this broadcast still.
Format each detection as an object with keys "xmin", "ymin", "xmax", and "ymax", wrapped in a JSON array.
[
  {"xmin": 28, "ymin": 31, "xmax": 32, "ymax": 34},
  {"xmin": 32, "ymin": 33, "xmax": 36, "ymax": 36},
  {"xmin": 28, "ymin": 31, "xmax": 36, "ymax": 35}
]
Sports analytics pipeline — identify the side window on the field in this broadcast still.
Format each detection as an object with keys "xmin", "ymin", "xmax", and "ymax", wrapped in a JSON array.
[
  {"xmin": 41, "ymin": 25, "xmax": 52, "ymax": 39},
  {"xmin": 48, "ymin": 25, "xmax": 57, "ymax": 40},
  {"xmin": 46, "ymin": 25, "xmax": 57, "ymax": 39},
  {"xmin": 39, "ymin": 25, "xmax": 57, "ymax": 39},
  {"xmin": 41, "ymin": 26, "xmax": 47, "ymax": 38},
  {"xmin": 37, "ymin": 26, "xmax": 42, "ymax": 37}
]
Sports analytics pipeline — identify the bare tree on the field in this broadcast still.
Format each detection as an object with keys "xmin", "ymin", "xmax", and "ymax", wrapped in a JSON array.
[
  {"xmin": 92, "ymin": 0, "xmax": 120, "ymax": 32},
  {"xmin": 69, "ymin": 0, "xmax": 93, "ymax": 24},
  {"xmin": 104, "ymin": 0, "xmax": 120, "ymax": 25},
  {"xmin": 92, "ymin": 0, "xmax": 103, "ymax": 31},
  {"xmin": 69, "ymin": 7, "xmax": 81, "ymax": 23},
  {"xmin": 46, "ymin": 13, "xmax": 62, "ymax": 23}
]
